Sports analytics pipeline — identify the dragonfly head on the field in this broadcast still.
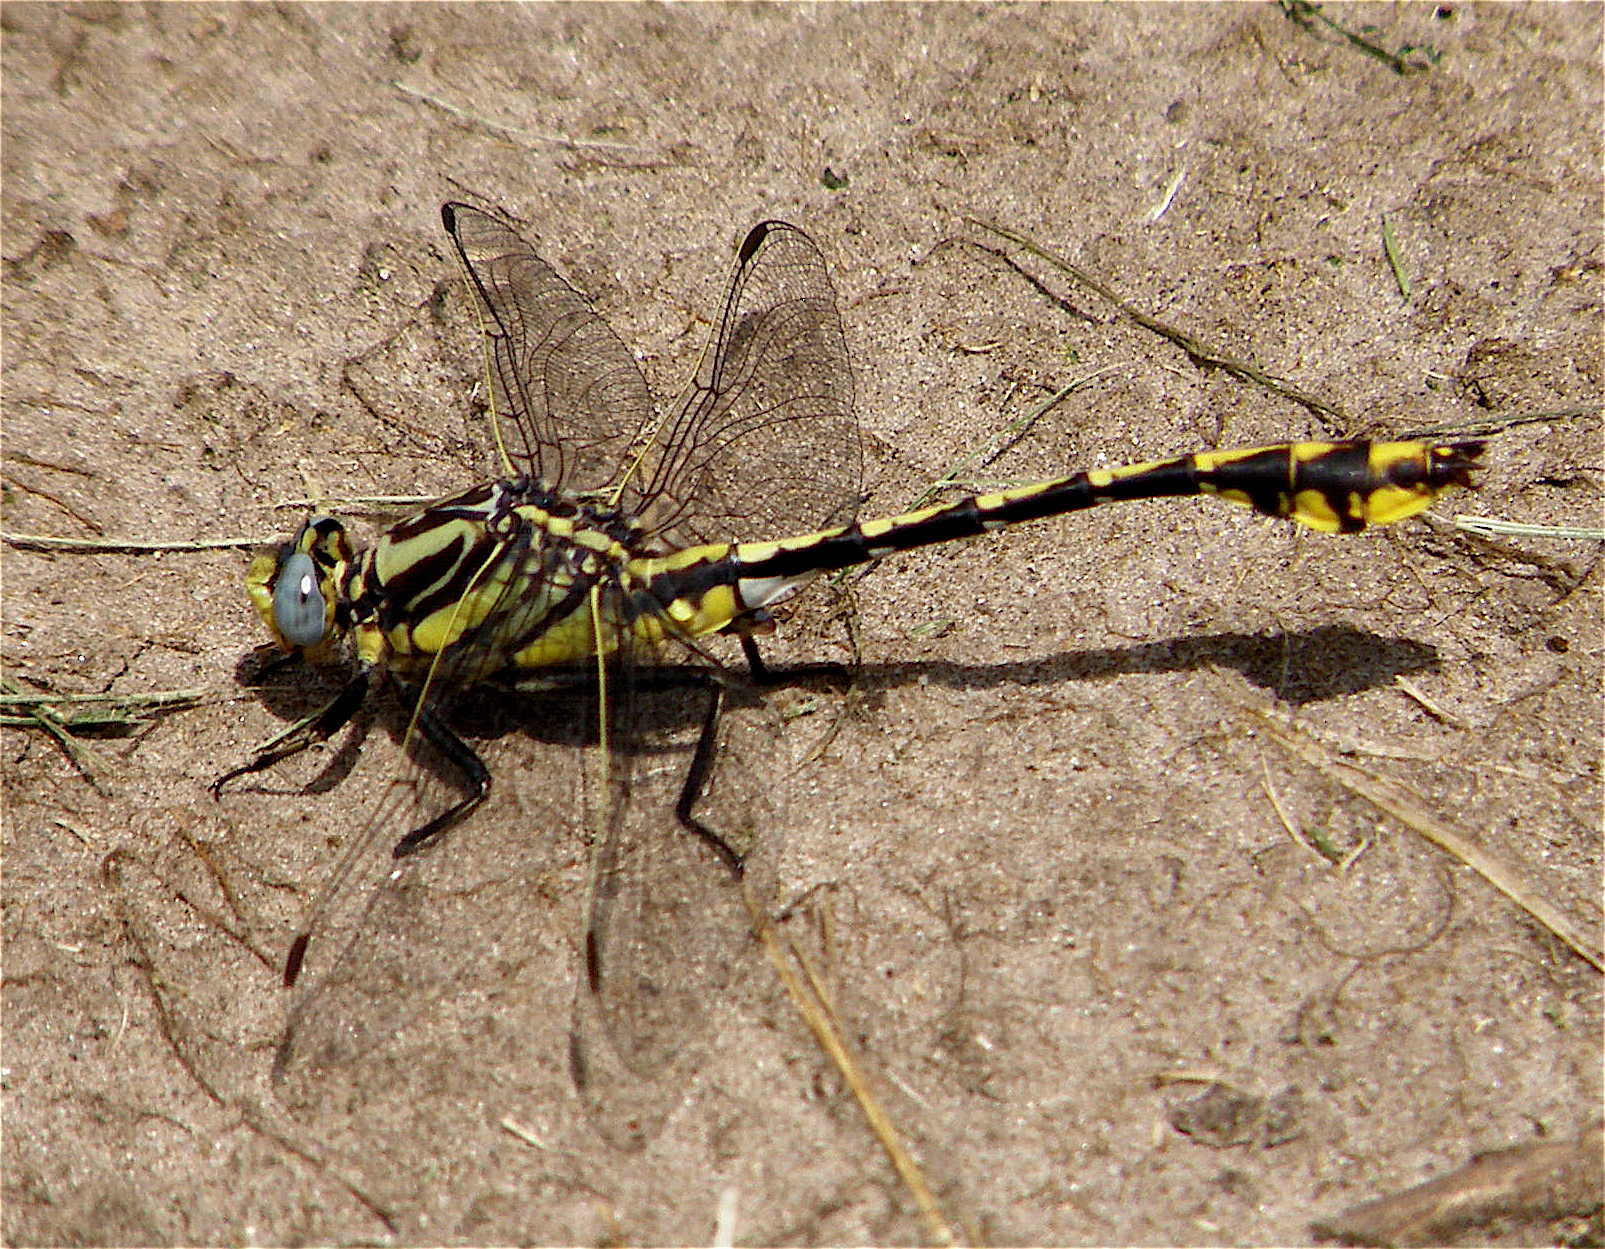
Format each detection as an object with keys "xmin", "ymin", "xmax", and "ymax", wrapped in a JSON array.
[{"xmin": 247, "ymin": 516, "xmax": 353, "ymax": 654}]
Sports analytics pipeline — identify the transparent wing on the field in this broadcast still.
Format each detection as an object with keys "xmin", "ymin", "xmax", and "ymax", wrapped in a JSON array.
[
  {"xmin": 568, "ymin": 634, "xmax": 778, "ymax": 1149},
  {"xmin": 442, "ymin": 202, "xmax": 657, "ymax": 498},
  {"xmin": 267, "ymin": 501, "xmax": 602, "ymax": 1091},
  {"xmin": 272, "ymin": 609, "xmax": 770, "ymax": 1151},
  {"xmin": 640, "ymin": 220, "xmax": 864, "ymax": 544},
  {"xmin": 445, "ymin": 209, "xmax": 861, "ymax": 543},
  {"xmin": 271, "ymin": 682, "xmax": 592, "ymax": 1104}
]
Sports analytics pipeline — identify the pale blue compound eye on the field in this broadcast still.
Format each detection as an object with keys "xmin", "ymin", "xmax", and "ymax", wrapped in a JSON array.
[{"xmin": 273, "ymin": 551, "xmax": 327, "ymax": 646}]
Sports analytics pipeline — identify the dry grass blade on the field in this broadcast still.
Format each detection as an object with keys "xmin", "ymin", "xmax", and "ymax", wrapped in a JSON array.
[
  {"xmin": 1310, "ymin": 1123, "xmax": 1604, "ymax": 1247},
  {"xmin": 743, "ymin": 884, "xmax": 965, "ymax": 1248},
  {"xmin": 1454, "ymin": 515, "xmax": 1605, "ymax": 542},
  {"xmin": 1206, "ymin": 667, "xmax": 1604, "ymax": 972},
  {"xmin": 2, "ymin": 531, "xmax": 263, "ymax": 553},
  {"xmin": 392, "ymin": 80, "xmax": 671, "ymax": 166},
  {"xmin": 902, "ymin": 367, "xmax": 1110, "ymax": 513},
  {"xmin": 1, "ymin": 679, "xmax": 208, "ymax": 787},
  {"xmin": 968, "ymin": 216, "xmax": 1348, "ymax": 425},
  {"xmin": 1382, "ymin": 212, "xmax": 1412, "ymax": 300},
  {"xmin": 1398, "ymin": 405, "xmax": 1599, "ymax": 442},
  {"xmin": 0, "ymin": 685, "xmax": 208, "ymax": 718},
  {"xmin": 1, "ymin": 687, "xmax": 112, "ymax": 787}
]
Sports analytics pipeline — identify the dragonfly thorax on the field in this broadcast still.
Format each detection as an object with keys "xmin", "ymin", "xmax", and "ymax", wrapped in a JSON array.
[{"xmin": 254, "ymin": 477, "xmax": 675, "ymax": 685}]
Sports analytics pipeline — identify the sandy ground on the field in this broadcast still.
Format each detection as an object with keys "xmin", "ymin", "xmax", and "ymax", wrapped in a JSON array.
[{"xmin": 3, "ymin": 4, "xmax": 1601, "ymax": 1245}]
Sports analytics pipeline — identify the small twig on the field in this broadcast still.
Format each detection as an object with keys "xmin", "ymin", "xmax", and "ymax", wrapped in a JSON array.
[
  {"xmin": 1279, "ymin": 0, "xmax": 1438, "ymax": 75},
  {"xmin": 969, "ymin": 216, "xmax": 1348, "ymax": 426},
  {"xmin": 1208, "ymin": 667, "xmax": 1603, "ymax": 971},
  {"xmin": 744, "ymin": 885, "xmax": 964, "ymax": 1246},
  {"xmin": 1312, "ymin": 1124, "xmax": 1605, "ymax": 1245}
]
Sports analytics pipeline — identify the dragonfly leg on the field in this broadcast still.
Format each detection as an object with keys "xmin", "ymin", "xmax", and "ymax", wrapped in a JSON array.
[
  {"xmin": 739, "ymin": 633, "xmax": 770, "ymax": 683},
  {"xmin": 390, "ymin": 700, "xmax": 492, "ymax": 858},
  {"xmin": 210, "ymin": 667, "xmax": 372, "ymax": 795},
  {"xmin": 674, "ymin": 674, "xmax": 746, "ymax": 877},
  {"xmin": 738, "ymin": 632, "xmax": 853, "ymax": 689}
]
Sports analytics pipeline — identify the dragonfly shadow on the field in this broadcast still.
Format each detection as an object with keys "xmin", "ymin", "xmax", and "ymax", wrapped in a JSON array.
[
  {"xmin": 236, "ymin": 619, "xmax": 1437, "ymax": 1147},
  {"xmin": 229, "ymin": 647, "xmax": 352, "ymax": 721},
  {"xmin": 854, "ymin": 623, "xmax": 1443, "ymax": 708},
  {"xmin": 229, "ymin": 621, "xmax": 1436, "ymax": 771}
]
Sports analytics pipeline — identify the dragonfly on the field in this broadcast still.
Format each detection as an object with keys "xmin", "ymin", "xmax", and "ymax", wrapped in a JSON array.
[{"xmin": 216, "ymin": 203, "xmax": 1483, "ymax": 1146}]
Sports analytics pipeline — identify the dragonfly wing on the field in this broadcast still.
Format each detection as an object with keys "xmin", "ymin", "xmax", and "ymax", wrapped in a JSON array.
[
  {"xmin": 442, "ymin": 202, "xmax": 657, "ymax": 499},
  {"xmin": 269, "ymin": 740, "xmax": 460, "ymax": 1094},
  {"xmin": 569, "ymin": 646, "xmax": 779, "ymax": 1149},
  {"xmin": 641, "ymin": 221, "xmax": 864, "ymax": 544},
  {"xmin": 269, "ymin": 685, "xmax": 592, "ymax": 1104}
]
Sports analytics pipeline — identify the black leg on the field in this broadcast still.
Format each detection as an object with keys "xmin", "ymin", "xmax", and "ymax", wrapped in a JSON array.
[
  {"xmin": 390, "ymin": 702, "xmax": 492, "ymax": 857},
  {"xmin": 739, "ymin": 632, "xmax": 853, "ymax": 689},
  {"xmin": 210, "ymin": 668, "xmax": 372, "ymax": 795},
  {"xmin": 672, "ymin": 674, "xmax": 745, "ymax": 876},
  {"xmin": 739, "ymin": 633, "xmax": 770, "ymax": 683},
  {"xmin": 281, "ymin": 692, "xmax": 490, "ymax": 989}
]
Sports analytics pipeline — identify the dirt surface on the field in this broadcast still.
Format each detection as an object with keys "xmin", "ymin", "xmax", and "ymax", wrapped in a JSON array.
[{"xmin": 4, "ymin": 4, "xmax": 1601, "ymax": 1246}]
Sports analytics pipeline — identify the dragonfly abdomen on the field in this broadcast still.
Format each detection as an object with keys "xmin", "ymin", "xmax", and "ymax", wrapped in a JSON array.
[{"xmin": 638, "ymin": 438, "xmax": 1484, "ymax": 627}]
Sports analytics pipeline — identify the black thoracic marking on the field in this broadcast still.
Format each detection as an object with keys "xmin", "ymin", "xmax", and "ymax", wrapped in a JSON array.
[
  {"xmin": 495, "ymin": 561, "xmax": 605, "ymax": 657},
  {"xmin": 374, "ymin": 529, "xmax": 475, "ymax": 628}
]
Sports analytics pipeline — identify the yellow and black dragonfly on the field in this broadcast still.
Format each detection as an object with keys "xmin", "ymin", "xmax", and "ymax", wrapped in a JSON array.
[{"xmin": 216, "ymin": 203, "xmax": 1482, "ymax": 1145}]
